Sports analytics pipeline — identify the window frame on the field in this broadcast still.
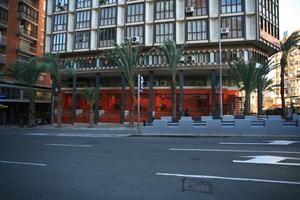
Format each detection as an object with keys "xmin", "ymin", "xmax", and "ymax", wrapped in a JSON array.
[
  {"xmin": 154, "ymin": 0, "xmax": 175, "ymax": 20},
  {"xmin": 98, "ymin": 28, "xmax": 116, "ymax": 47},
  {"xmin": 126, "ymin": 3, "xmax": 144, "ymax": 23},
  {"xmin": 185, "ymin": 0, "xmax": 208, "ymax": 16},
  {"xmin": 221, "ymin": 16, "xmax": 244, "ymax": 39},
  {"xmin": 99, "ymin": 6, "xmax": 117, "ymax": 26},
  {"xmin": 74, "ymin": 30, "xmax": 90, "ymax": 49},
  {"xmin": 75, "ymin": 10, "xmax": 91, "ymax": 29},
  {"xmin": 53, "ymin": 13, "xmax": 68, "ymax": 32},
  {"xmin": 52, "ymin": 33, "xmax": 67, "ymax": 52},
  {"xmin": 220, "ymin": 0, "xmax": 243, "ymax": 14},
  {"xmin": 75, "ymin": 0, "xmax": 92, "ymax": 9},
  {"xmin": 154, "ymin": 22, "xmax": 175, "ymax": 43},
  {"xmin": 186, "ymin": 19, "xmax": 208, "ymax": 41}
]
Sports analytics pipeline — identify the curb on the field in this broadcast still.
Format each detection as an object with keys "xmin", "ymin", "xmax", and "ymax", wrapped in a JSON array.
[{"xmin": 131, "ymin": 134, "xmax": 300, "ymax": 138}]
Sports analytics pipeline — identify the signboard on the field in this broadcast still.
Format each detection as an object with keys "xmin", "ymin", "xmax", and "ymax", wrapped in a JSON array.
[{"xmin": 260, "ymin": 30, "xmax": 280, "ymax": 48}]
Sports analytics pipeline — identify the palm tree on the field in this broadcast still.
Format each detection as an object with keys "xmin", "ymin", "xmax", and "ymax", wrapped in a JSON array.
[
  {"xmin": 227, "ymin": 59, "xmax": 271, "ymax": 115},
  {"xmin": 279, "ymin": 30, "xmax": 300, "ymax": 116},
  {"xmin": 37, "ymin": 53, "xmax": 73, "ymax": 128},
  {"xmin": 78, "ymin": 87, "xmax": 98, "ymax": 128},
  {"xmin": 157, "ymin": 40, "xmax": 185, "ymax": 120},
  {"xmin": 7, "ymin": 59, "xmax": 46, "ymax": 126},
  {"xmin": 106, "ymin": 38, "xmax": 146, "ymax": 127}
]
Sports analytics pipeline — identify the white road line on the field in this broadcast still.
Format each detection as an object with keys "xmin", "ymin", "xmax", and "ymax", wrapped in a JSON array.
[
  {"xmin": 156, "ymin": 173, "xmax": 300, "ymax": 185},
  {"xmin": 220, "ymin": 140, "xmax": 299, "ymax": 145},
  {"xmin": 45, "ymin": 144, "xmax": 92, "ymax": 147},
  {"xmin": 169, "ymin": 148, "xmax": 300, "ymax": 154},
  {"xmin": 0, "ymin": 160, "xmax": 47, "ymax": 167},
  {"xmin": 220, "ymin": 143, "xmax": 270, "ymax": 145},
  {"xmin": 25, "ymin": 133, "xmax": 47, "ymax": 136}
]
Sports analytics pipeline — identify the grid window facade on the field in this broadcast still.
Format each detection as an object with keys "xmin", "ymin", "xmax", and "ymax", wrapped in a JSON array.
[
  {"xmin": 221, "ymin": 16, "xmax": 244, "ymax": 39},
  {"xmin": 155, "ymin": 0, "xmax": 174, "ymax": 20},
  {"xmin": 75, "ymin": 10, "xmax": 91, "ymax": 29},
  {"xmin": 53, "ymin": 14, "xmax": 67, "ymax": 31},
  {"xmin": 155, "ymin": 23, "xmax": 174, "ymax": 43},
  {"xmin": 99, "ymin": 28, "xmax": 116, "ymax": 47},
  {"xmin": 74, "ymin": 31, "xmax": 90, "ymax": 49},
  {"xmin": 259, "ymin": 0, "xmax": 279, "ymax": 39},
  {"xmin": 52, "ymin": 33, "xmax": 66, "ymax": 51},
  {"xmin": 126, "ymin": 25, "xmax": 144, "ymax": 42},
  {"xmin": 54, "ymin": 0, "xmax": 69, "ymax": 12},
  {"xmin": 220, "ymin": 0, "xmax": 243, "ymax": 14},
  {"xmin": 99, "ymin": 7, "xmax": 116, "ymax": 26},
  {"xmin": 100, "ymin": 0, "xmax": 116, "ymax": 5},
  {"xmin": 76, "ymin": 0, "xmax": 91, "ymax": 9},
  {"xmin": 186, "ymin": 0, "xmax": 207, "ymax": 16},
  {"xmin": 186, "ymin": 20, "xmax": 207, "ymax": 41},
  {"xmin": 126, "ymin": 3, "xmax": 144, "ymax": 23}
]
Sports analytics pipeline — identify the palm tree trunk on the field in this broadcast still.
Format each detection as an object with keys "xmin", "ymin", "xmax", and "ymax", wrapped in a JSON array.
[
  {"xmin": 28, "ymin": 89, "xmax": 36, "ymax": 127},
  {"xmin": 57, "ymin": 79, "xmax": 62, "ymax": 128},
  {"xmin": 280, "ymin": 55, "xmax": 287, "ymax": 116},
  {"xmin": 244, "ymin": 91, "xmax": 251, "ymax": 115},
  {"xmin": 171, "ymin": 79, "xmax": 177, "ymax": 121},
  {"xmin": 88, "ymin": 106, "xmax": 94, "ymax": 128},
  {"xmin": 129, "ymin": 86, "xmax": 135, "ymax": 127}
]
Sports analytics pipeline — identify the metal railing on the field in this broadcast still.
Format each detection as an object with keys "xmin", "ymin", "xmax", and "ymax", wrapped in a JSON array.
[
  {"xmin": 18, "ymin": 26, "xmax": 38, "ymax": 39},
  {"xmin": 19, "ymin": 11, "xmax": 38, "ymax": 24},
  {"xmin": 19, "ymin": 0, "xmax": 38, "ymax": 8},
  {"xmin": 16, "ymin": 43, "xmax": 36, "ymax": 55},
  {"xmin": 0, "ymin": 35, "xmax": 6, "ymax": 45}
]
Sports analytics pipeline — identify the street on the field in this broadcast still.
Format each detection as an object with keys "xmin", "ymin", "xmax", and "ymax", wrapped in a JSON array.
[{"xmin": 0, "ymin": 129, "xmax": 300, "ymax": 200}]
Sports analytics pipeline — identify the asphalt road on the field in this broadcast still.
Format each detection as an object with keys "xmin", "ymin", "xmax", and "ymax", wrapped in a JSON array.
[{"xmin": 0, "ymin": 129, "xmax": 300, "ymax": 200}]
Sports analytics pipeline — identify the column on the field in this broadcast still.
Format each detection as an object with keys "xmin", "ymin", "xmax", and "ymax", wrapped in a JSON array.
[
  {"xmin": 211, "ymin": 70, "xmax": 217, "ymax": 118},
  {"xmin": 50, "ymin": 75, "xmax": 56, "ymax": 124},
  {"xmin": 94, "ymin": 73, "xmax": 100, "ymax": 124},
  {"xmin": 257, "ymin": 82, "xmax": 263, "ymax": 115},
  {"xmin": 120, "ymin": 72, "xmax": 126, "ymax": 124},
  {"xmin": 148, "ymin": 71, "xmax": 154, "ymax": 122},
  {"xmin": 179, "ymin": 71, "xmax": 184, "ymax": 117},
  {"xmin": 71, "ymin": 74, "xmax": 77, "ymax": 124}
]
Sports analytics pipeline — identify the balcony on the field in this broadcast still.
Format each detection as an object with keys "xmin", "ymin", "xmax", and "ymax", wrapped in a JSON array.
[
  {"xmin": 16, "ymin": 43, "xmax": 36, "ymax": 56},
  {"xmin": 0, "ymin": 53, "xmax": 6, "ymax": 64},
  {"xmin": 19, "ymin": 0, "xmax": 38, "ymax": 10},
  {"xmin": 0, "ymin": 0, "xmax": 8, "ymax": 9},
  {"xmin": 18, "ymin": 11, "xmax": 38, "ymax": 24},
  {"xmin": 0, "ymin": 17, "xmax": 7, "ymax": 29},
  {"xmin": 17, "ymin": 25, "xmax": 37, "ymax": 41},
  {"xmin": 0, "ymin": 35, "xmax": 6, "ymax": 46}
]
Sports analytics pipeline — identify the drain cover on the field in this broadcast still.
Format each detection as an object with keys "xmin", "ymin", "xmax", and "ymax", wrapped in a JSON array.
[{"xmin": 182, "ymin": 178, "xmax": 213, "ymax": 193}]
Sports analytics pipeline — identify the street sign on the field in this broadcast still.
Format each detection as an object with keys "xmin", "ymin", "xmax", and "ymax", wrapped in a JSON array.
[{"xmin": 233, "ymin": 155, "xmax": 300, "ymax": 166}]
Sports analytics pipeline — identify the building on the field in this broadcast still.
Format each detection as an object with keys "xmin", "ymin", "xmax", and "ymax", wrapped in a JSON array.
[
  {"xmin": 0, "ymin": 0, "xmax": 51, "ymax": 125},
  {"xmin": 44, "ymin": 0, "xmax": 280, "ymax": 123},
  {"xmin": 268, "ymin": 37, "xmax": 300, "ymax": 111}
]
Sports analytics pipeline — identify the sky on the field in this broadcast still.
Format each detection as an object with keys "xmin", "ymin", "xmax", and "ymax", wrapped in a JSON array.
[{"xmin": 279, "ymin": 0, "xmax": 300, "ymax": 39}]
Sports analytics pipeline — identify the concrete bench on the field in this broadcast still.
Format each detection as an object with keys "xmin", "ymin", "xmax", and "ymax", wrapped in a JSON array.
[
  {"xmin": 202, "ymin": 116, "xmax": 213, "ymax": 121},
  {"xmin": 152, "ymin": 119, "xmax": 167, "ymax": 128},
  {"xmin": 222, "ymin": 115, "xmax": 234, "ymax": 127}
]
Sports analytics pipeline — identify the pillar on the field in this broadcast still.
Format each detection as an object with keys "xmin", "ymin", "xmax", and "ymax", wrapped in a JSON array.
[
  {"xmin": 257, "ymin": 81, "xmax": 263, "ymax": 115},
  {"xmin": 148, "ymin": 71, "xmax": 153, "ymax": 122},
  {"xmin": 71, "ymin": 74, "xmax": 77, "ymax": 124},
  {"xmin": 120, "ymin": 72, "xmax": 126, "ymax": 124},
  {"xmin": 179, "ymin": 71, "xmax": 184, "ymax": 117},
  {"xmin": 94, "ymin": 73, "xmax": 100, "ymax": 124},
  {"xmin": 211, "ymin": 70, "xmax": 217, "ymax": 118},
  {"xmin": 50, "ymin": 75, "xmax": 56, "ymax": 124}
]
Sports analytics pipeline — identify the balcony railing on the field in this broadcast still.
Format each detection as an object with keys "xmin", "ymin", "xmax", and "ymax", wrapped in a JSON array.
[
  {"xmin": 17, "ymin": 26, "xmax": 38, "ymax": 39},
  {"xmin": 0, "ymin": 53, "xmax": 6, "ymax": 64},
  {"xmin": 19, "ymin": 11, "xmax": 38, "ymax": 24},
  {"xmin": 19, "ymin": 0, "xmax": 38, "ymax": 9},
  {"xmin": 0, "ymin": 35, "xmax": 6, "ymax": 46},
  {"xmin": 16, "ymin": 43, "xmax": 36, "ymax": 55}
]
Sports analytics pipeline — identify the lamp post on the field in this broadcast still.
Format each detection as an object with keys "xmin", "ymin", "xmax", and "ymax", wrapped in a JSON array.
[{"xmin": 218, "ymin": 0, "xmax": 223, "ymax": 118}]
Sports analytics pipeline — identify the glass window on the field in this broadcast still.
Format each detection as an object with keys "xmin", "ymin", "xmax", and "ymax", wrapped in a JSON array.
[
  {"xmin": 186, "ymin": 0, "xmax": 207, "ymax": 16},
  {"xmin": 221, "ymin": 16, "xmax": 244, "ymax": 39},
  {"xmin": 100, "ymin": 0, "xmax": 116, "ymax": 5},
  {"xmin": 54, "ymin": 0, "xmax": 69, "ymax": 12},
  {"xmin": 20, "ymin": 20, "xmax": 38, "ymax": 38},
  {"xmin": 74, "ymin": 31, "xmax": 90, "ymax": 49},
  {"xmin": 155, "ymin": 23, "xmax": 174, "ymax": 43},
  {"xmin": 221, "ymin": 0, "xmax": 243, "ymax": 14},
  {"xmin": 76, "ymin": 0, "xmax": 91, "ymax": 9},
  {"xmin": 155, "ymin": 0, "xmax": 174, "ymax": 20},
  {"xmin": 52, "ymin": 33, "xmax": 66, "ymax": 51},
  {"xmin": 186, "ymin": 20, "xmax": 207, "ymax": 41},
  {"xmin": 75, "ymin": 10, "xmax": 91, "ymax": 29},
  {"xmin": 126, "ymin": 25, "xmax": 144, "ymax": 42},
  {"xmin": 53, "ymin": 14, "xmax": 67, "ymax": 31},
  {"xmin": 0, "ymin": 8, "xmax": 8, "ymax": 25},
  {"xmin": 19, "ymin": 3, "xmax": 38, "ymax": 23},
  {"xmin": 126, "ymin": 3, "xmax": 144, "ymax": 23},
  {"xmin": 99, "ymin": 28, "xmax": 116, "ymax": 47},
  {"xmin": 99, "ymin": 7, "xmax": 116, "ymax": 26}
]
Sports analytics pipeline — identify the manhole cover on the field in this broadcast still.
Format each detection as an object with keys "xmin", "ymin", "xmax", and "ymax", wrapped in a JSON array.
[{"xmin": 182, "ymin": 178, "xmax": 213, "ymax": 193}]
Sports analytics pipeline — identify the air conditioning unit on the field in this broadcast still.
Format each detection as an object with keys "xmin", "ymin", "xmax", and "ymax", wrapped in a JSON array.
[
  {"xmin": 131, "ymin": 36, "xmax": 141, "ymax": 44},
  {"xmin": 185, "ymin": 7, "xmax": 194, "ymax": 13},
  {"xmin": 220, "ymin": 27, "xmax": 230, "ymax": 34}
]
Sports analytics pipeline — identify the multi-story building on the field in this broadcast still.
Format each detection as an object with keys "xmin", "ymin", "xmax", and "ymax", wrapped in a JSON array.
[
  {"xmin": 269, "ymin": 43, "xmax": 300, "ymax": 110},
  {"xmin": 45, "ymin": 0, "xmax": 280, "ymax": 123},
  {"xmin": 0, "ymin": 0, "xmax": 51, "ymax": 125}
]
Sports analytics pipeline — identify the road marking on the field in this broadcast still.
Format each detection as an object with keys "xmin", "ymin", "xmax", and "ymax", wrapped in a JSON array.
[
  {"xmin": 0, "ymin": 160, "xmax": 47, "ymax": 167},
  {"xmin": 169, "ymin": 148, "xmax": 300, "ymax": 154},
  {"xmin": 233, "ymin": 155, "xmax": 300, "ymax": 166},
  {"xmin": 25, "ymin": 133, "xmax": 47, "ymax": 136},
  {"xmin": 220, "ymin": 140, "xmax": 299, "ymax": 145},
  {"xmin": 156, "ymin": 173, "xmax": 300, "ymax": 185},
  {"xmin": 45, "ymin": 144, "xmax": 92, "ymax": 147}
]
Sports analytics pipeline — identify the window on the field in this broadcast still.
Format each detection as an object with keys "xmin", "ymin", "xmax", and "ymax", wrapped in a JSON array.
[
  {"xmin": 74, "ymin": 31, "xmax": 90, "ymax": 49},
  {"xmin": 221, "ymin": 16, "xmax": 244, "ymax": 39},
  {"xmin": 75, "ymin": 10, "xmax": 91, "ymax": 29},
  {"xmin": 76, "ymin": 0, "xmax": 91, "ymax": 9},
  {"xmin": 19, "ymin": 3, "xmax": 38, "ymax": 23},
  {"xmin": 186, "ymin": 20, "xmax": 207, "ymax": 41},
  {"xmin": 52, "ymin": 33, "xmax": 66, "ymax": 51},
  {"xmin": 221, "ymin": 0, "xmax": 243, "ymax": 13},
  {"xmin": 126, "ymin": 3, "xmax": 144, "ymax": 23},
  {"xmin": 186, "ymin": 0, "xmax": 207, "ymax": 16},
  {"xmin": 100, "ymin": 0, "xmax": 116, "ymax": 5},
  {"xmin": 126, "ymin": 25, "xmax": 144, "ymax": 42},
  {"xmin": 0, "ymin": 8, "xmax": 8, "ymax": 25},
  {"xmin": 54, "ymin": 0, "xmax": 68, "ymax": 12},
  {"xmin": 155, "ymin": 23, "xmax": 174, "ymax": 43},
  {"xmin": 53, "ymin": 14, "xmax": 67, "ymax": 31},
  {"xmin": 99, "ymin": 7, "xmax": 116, "ymax": 26},
  {"xmin": 155, "ymin": 0, "xmax": 174, "ymax": 20},
  {"xmin": 20, "ymin": 20, "xmax": 38, "ymax": 38},
  {"xmin": 99, "ymin": 28, "xmax": 116, "ymax": 47}
]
